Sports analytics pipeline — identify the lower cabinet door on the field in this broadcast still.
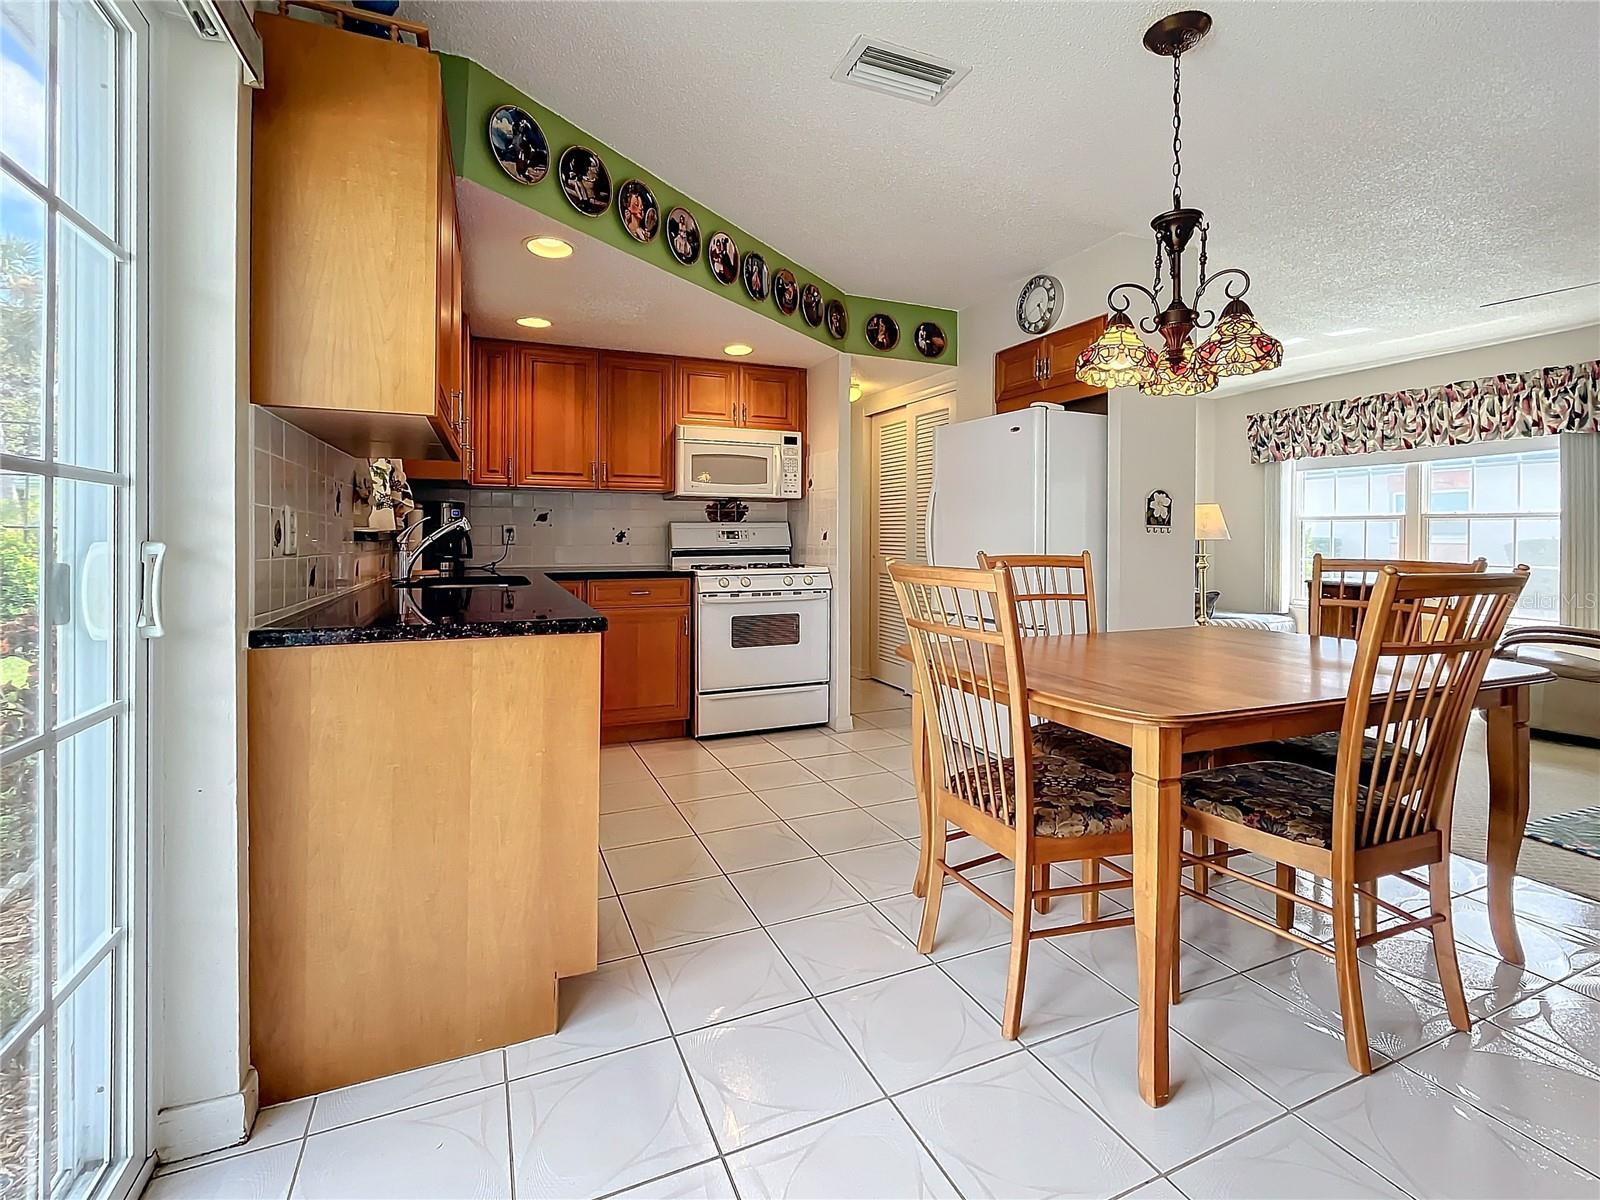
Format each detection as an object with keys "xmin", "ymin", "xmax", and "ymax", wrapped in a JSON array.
[{"xmin": 599, "ymin": 606, "xmax": 690, "ymax": 725}]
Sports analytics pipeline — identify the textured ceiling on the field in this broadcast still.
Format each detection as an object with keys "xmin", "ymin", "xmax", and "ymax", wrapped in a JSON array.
[{"xmin": 414, "ymin": 0, "xmax": 1600, "ymax": 354}]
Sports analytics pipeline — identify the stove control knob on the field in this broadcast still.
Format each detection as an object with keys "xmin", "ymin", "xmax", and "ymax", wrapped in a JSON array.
[
  {"xmin": 740, "ymin": 576, "xmax": 751, "ymax": 587},
  {"xmin": 717, "ymin": 577, "xmax": 730, "ymax": 588},
  {"xmin": 803, "ymin": 575, "xmax": 814, "ymax": 586}
]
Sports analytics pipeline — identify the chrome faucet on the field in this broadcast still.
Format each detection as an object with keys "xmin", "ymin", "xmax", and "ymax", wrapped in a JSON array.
[{"xmin": 395, "ymin": 514, "xmax": 472, "ymax": 584}]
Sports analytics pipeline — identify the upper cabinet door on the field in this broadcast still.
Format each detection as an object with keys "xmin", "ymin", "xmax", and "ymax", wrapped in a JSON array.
[
  {"xmin": 1037, "ymin": 315, "xmax": 1107, "ymax": 404},
  {"xmin": 519, "ymin": 346, "xmax": 600, "ymax": 489},
  {"xmin": 471, "ymin": 340, "xmax": 517, "ymax": 487},
  {"xmin": 674, "ymin": 359, "xmax": 739, "ymax": 427},
  {"xmin": 599, "ymin": 353, "xmax": 673, "ymax": 492},
  {"xmin": 738, "ymin": 365, "xmax": 805, "ymax": 431},
  {"xmin": 994, "ymin": 339, "xmax": 1044, "ymax": 409}
]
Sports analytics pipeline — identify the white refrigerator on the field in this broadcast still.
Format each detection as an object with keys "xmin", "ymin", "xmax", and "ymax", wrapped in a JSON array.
[{"xmin": 928, "ymin": 404, "xmax": 1109, "ymax": 616}]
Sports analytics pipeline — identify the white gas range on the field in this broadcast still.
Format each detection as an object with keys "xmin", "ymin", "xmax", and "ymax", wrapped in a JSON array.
[{"xmin": 668, "ymin": 522, "xmax": 833, "ymax": 737}]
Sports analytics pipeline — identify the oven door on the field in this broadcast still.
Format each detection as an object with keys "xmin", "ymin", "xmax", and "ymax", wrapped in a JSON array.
[
  {"xmin": 675, "ymin": 439, "xmax": 781, "ymax": 499},
  {"xmin": 697, "ymin": 591, "xmax": 832, "ymax": 692}
]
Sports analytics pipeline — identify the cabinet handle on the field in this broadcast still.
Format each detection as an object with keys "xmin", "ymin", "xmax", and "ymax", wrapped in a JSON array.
[
  {"xmin": 590, "ymin": 460, "xmax": 599, "ymax": 483},
  {"xmin": 505, "ymin": 456, "xmax": 512, "ymax": 482},
  {"xmin": 683, "ymin": 614, "xmax": 689, "ymax": 636},
  {"xmin": 630, "ymin": 589, "xmax": 650, "ymax": 596},
  {"xmin": 601, "ymin": 461, "xmax": 608, "ymax": 484}
]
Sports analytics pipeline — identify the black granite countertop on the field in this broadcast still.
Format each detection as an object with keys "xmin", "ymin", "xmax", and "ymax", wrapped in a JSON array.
[
  {"xmin": 248, "ymin": 574, "xmax": 607, "ymax": 649},
  {"xmin": 540, "ymin": 567, "xmax": 692, "ymax": 580}
]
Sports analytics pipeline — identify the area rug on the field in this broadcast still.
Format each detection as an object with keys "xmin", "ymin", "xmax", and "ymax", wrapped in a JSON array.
[{"xmin": 1525, "ymin": 805, "xmax": 1600, "ymax": 860}]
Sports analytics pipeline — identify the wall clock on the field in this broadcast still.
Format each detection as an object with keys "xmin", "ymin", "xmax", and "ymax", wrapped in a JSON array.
[{"xmin": 1016, "ymin": 274, "xmax": 1061, "ymax": 335}]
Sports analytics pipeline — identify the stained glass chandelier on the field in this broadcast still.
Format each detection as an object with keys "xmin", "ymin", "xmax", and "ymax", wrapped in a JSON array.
[{"xmin": 1075, "ymin": 10, "xmax": 1282, "ymax": 396}]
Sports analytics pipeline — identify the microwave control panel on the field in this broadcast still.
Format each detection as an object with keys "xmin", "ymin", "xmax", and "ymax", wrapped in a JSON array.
[{"xmin": 778, "ymin": 438, "xmax": 802, "ymax": 498}]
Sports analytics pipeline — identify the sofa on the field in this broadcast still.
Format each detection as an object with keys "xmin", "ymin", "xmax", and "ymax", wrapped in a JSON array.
[{"xmin": 1494, "ymin": 626, "xmax": 1600, "ymax": 745}]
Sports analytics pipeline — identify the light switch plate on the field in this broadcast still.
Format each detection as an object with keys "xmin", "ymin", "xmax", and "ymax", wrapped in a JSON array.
[{"xmin": 502, "ymin": 524, "xmax": 516, "ymax": 546}]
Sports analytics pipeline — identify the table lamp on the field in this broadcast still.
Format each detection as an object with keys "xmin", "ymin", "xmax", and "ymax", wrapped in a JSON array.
[{"xmin": 1194, "ymin": 502, "xmax": 1231, "ymax": 625}]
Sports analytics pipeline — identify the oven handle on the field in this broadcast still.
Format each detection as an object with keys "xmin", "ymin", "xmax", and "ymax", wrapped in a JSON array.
[{"xmin": 698, "ymin": 591, "xmax": 832, "ymax": 603}]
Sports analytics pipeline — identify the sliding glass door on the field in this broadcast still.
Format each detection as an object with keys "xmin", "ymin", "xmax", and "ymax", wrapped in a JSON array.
[{"xmin": 1, "ymin": 2, "xmax": 149, "ymax": 1196}]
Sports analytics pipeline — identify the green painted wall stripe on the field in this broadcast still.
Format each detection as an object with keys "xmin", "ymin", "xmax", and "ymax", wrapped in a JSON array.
[{"xmin": 438, "ymin": 54, "xmax": 957, "ymax": 367}]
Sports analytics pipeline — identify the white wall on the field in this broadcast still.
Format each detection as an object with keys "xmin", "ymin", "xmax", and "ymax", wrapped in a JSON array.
[
  {"xmin": 149, "ymin": 23, "xmax": 255, "ymax": 1160},
  {"xmin": 953, "ymin": 233, "xmax": 1198, "ymax": 630},
  {"xmin": 795, "ymin": 356, "xmax": 853, "ymax": 727},
  {"xmin": 1204, "ymin": 324, "xmax": 1600, "ymax": 612}
]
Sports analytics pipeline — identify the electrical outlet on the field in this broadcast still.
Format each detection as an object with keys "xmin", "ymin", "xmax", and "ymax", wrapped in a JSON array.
[{"xmin": 502, "ymin": 524, "xmax": 516, "ymax": 546}]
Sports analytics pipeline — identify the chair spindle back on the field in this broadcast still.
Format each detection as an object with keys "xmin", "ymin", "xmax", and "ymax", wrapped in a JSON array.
[
  {"xmin": 1335, "ymin": 566, "xmax": 1527, "ymax": 850},
  {"xmin": 976, "ymin": 552, "xmax": 1099, "ymax": 637},
  {"xmin": 890, "ymin": 562, "xmax": 1034, "ymax": 834},
  {"xmin": 1308, "ymin": 555, "xmax": 1488, "ymax": 640}
]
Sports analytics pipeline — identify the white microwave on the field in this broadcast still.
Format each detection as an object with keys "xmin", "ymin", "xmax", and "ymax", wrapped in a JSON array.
[{"xmin": 673, "ymin": 425, "xmax": 803, "ymax": 500}]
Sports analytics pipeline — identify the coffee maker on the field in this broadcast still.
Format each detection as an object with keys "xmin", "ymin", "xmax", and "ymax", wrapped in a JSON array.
[{"xmin": 421, "ymin": 499, "xmax": 473, "ymax": 576}]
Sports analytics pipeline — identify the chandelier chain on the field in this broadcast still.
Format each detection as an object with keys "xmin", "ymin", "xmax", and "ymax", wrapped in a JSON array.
[
  {"xmin": 1197, "ymin": 221, "xmax": 1209, "ymax": 289},
  {"xmin": 1171, "ymin": 52, "xmax": 1183, "ymax": 209}
]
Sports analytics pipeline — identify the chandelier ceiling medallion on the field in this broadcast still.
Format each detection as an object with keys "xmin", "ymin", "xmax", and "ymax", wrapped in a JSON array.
[{"xmin": 1075, "ymin": 10, "xmax": 1282, "ymax": 397}]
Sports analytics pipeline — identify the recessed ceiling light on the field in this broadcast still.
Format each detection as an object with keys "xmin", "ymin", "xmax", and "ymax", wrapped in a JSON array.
[
  {"xmin": 1324, "ymin": 327, "xmax": 1373, "ymax": 338},
  {"xmin": 525, "ymin": 236, "xmax": 573, "ymax": 259},
  {"xmin": 723, "ymin": 343, "xmax": 754, "ymax": 357},
  {"xmin": 517, "ymin": 316, "xmax": 552, "ymax": 329}
]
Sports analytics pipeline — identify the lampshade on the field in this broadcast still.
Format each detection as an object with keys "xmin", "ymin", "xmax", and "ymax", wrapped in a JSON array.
[
  {"xmin": 1196, "ymin": 297, "xmax": 1284, "ymax": 379},
  {"xmin": 1140, "ymin": 336, "xmax": 1217, "ymax": 397},
  {"xmin": 1195, "ymin": 502, "xmax": 1231, "ymax": 541},
  {"xmin": 1075, "ymin": 312, "xmax": 1160, "ymax": 388}
]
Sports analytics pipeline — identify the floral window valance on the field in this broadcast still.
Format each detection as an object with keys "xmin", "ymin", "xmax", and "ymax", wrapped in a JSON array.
[{"xmin": 1246, "ymin": 359, "xmax": 1599, "ymax": 464}]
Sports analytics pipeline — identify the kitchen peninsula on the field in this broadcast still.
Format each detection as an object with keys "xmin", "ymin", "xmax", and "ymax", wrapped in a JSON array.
[{"xmin": 245, "ymin": 576, "xmax": 604, "ymax": 1103}]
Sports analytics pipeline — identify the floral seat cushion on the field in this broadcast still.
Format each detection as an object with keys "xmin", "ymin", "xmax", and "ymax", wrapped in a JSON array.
[
  {"xmin": 1238, "ymin": 731, "xmax": 1383, "ymax": 777},
  {"xmin": 946, "ymin": 752, "xmax": 1132, "ymax": 840},
  {"xmin": 1181, "ymin": 759, "xmax": 1393, "ymax": 849},
  {"xmin": 1031, "ymin": 721, "xmax": 1132, "ymax": 778}
]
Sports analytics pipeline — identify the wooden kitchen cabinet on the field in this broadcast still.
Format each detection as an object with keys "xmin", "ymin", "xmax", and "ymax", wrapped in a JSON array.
[
  {"xmin": 555, "ymin": 579, "xmax": 588, "ymax": 601},
  {"xmin": 464, "ymin": 341, "xmax": 803, "ymax": 492},
  {"xmin": 739, "ymin": 365, "xmax": 806, "ymax": 431},
  {"xmin": 993, "ymin": 314, "xmax": 1108, "ymax": 413},
  {"xmin": 675, "ymin": 359, "xmax": 740, "ymax": 427},
  {"xmin": 250, "ymin": 12, "xmax": 464, "ymax": 461},
  {"xmin": 470, "ymin": 340, "xmax": 518, "ymax": 487},
  {"xmin": 519, "ymin": 347, "xmax": 600, "ymax": 489},
  {"xmin": 599, "ymin": 353, "xmax": 674, "ymax": 491},
  {"xmin": 587, "ymin": 577, "xmax": 693, "ymax": 741}
]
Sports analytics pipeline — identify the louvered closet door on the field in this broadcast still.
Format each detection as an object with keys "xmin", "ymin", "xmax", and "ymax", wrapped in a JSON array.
[{"xmin": 869, "ymin": 394, "xmax": 952, "ymax": 690}]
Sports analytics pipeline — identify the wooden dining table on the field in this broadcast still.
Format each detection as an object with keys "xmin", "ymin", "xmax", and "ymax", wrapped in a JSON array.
[{"xmin": 902, "ymin": 624, "xmax": 1555, "ymax": 1107}]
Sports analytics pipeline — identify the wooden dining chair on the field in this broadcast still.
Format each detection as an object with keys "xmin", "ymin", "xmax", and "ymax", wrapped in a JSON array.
[
  {"xmin": 890, "ymin": 561, "xmax": 1137, "ymax": 1039},
  {"xmin": 1176, "ymin": 565, "xmax": 1528, "ymax": 1073},
  {"xmin": 976, "ymin": 551, "xmax": 1128, "ymax": 919},
  {"xmin": 1231, "ymin": 555, "xmax": 1489, "ymax": 926}
]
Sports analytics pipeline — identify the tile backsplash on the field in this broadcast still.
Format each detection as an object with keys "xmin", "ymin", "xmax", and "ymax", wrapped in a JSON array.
[
  {"xmin": 411, "ymin": 485, "xmax": 791, "ymax": 568},
  {"xmin": 250, "ymin": 408, "xmax": 391, "ymax": 622}
]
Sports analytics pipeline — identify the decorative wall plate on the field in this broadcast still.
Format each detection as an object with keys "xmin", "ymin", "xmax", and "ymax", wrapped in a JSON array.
[
  {"xmin": 666, "ymin": 207, "xmax": 701, "ymax": 265},
  {"xmin": 487, "ymin": 104, "xmax": 548, "ymax": 185},
  {"xmin": 771, "ymin": 269, "xmax": 798, "ymax": 316},
  {"xmin": 913, "ymin": 321, "xmax": 947, "ymax": 358},
  {"xmin": 616, "ymin": 179, "xmax": 660, "ymax": 243},
  {"xmin": 824, "ymin": 299, "xmax": 848, "ymax": 341},
  {"xmin": 742, "ymin": 252, "xmax": 770, "ymax": 301},
  {"xmin": 707, "ymin": 231, "xmax": 739, "ymax": 285},
  {"xmin": 865, "ymin": 313, "xmax": 900, "ymax": 352},
  {"xmin": 557, "ymin": 145, "xmax": 611, "ymax": 216},
  {"xmin": 800, "ymin": 284, "xmax": 823, "ymax": 328}
]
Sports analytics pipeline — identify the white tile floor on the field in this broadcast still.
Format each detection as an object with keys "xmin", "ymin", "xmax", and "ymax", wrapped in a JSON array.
[{"xmin": 147, "ymin": 677, "xmax": 1600, "ymax": 1199}]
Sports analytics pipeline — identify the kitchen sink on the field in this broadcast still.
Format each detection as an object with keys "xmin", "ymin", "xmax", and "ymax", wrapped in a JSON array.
[{"xmin": 393, "ymin": 574, "xmax": 532, "ymax": 589}]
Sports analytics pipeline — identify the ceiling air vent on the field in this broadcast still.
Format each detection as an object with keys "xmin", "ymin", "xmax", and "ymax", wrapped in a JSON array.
[{"xmin": 831, "ymin": 36, "xmax": 970, "ymax": 106}]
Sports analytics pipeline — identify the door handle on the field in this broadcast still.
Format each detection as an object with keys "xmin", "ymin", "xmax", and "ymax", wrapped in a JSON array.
[{"xmin": 138, "ymin": 541, "xmax": 168, "ymax": 638}]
